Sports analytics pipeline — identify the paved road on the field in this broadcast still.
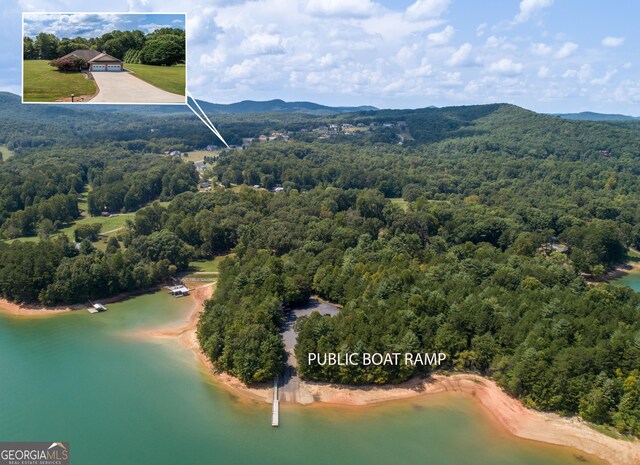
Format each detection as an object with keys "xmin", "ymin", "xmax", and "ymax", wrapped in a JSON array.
[
  {"xmin": 90, "ymin": 71, "xmax": 185, "ymax": 104},
  {"xmin": 279, "ymin": 299, "xmax": 341, "ymax": 403}
]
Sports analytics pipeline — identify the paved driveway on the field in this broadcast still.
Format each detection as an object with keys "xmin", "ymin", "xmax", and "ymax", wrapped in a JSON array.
[{"xmin": 90, "ymin": 71, "xmax": 185, "ymax": 104}]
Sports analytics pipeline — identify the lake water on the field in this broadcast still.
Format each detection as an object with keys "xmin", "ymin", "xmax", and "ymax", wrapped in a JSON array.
[
  {"xmin": 0, "ymin": 291, "xmax": 605, "ymax": 465},
  {"xmin": 614, "ymin": 266, "xmax": 640, "ymax": 291}
]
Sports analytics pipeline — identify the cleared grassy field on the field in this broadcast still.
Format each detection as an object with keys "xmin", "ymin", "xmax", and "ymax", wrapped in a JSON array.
[
  {"xmin": 389, "ymin": 198, "xmax": 409, "ymax": 211},
  {"xmin": 23, "ymin": 60, "xmax": 97, "ymax": 102},
  {"xmin": 125, "ymin": 64, "xmax": 185, "ymax": 96},
  {"xmin": 184, "ymin": 150, "xmax": 216, "ymax": 163},
  {"xmin": 5, "ymin": 213, "xmax": 133, "ymax": 245},
  {"xmin": 0, "ymin": 145, "xmax": 14, "ymax": 161},
  {"xmin": 188, "ymin": 254, "xmax": 231, "ymax": 273}
]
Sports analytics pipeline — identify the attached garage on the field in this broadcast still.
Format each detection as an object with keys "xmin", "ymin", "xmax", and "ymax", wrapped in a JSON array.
[{"xmin": 89, "ymin": 52, "xmax": 123, "ymax": 72}]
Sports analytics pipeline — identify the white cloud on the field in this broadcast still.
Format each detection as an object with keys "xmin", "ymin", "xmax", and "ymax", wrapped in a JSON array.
[
  {"xmin": 476, "ymin": 23, "xmax": 487, "ymax": 37},
  {"xmin": 485, "ymin": 36, "xmax": 516, "ymax": 51},
  {"xmin": 613, "ymin": 80, "xmax": 640, "ymax": 104},
  {"xmin": 623, "ymin": 62, "xmax": 632, "ymax": 70},
  {"xmin": 530, "ymin": 42, "xmax": 552, "ymax": 56},
  {"xmin": 554, "ymin": 42, "xmax": 578, "ymax": 59},
  {"xmin": 427, "ymin": 25, "xmax": 454, "ymax": 45},
  {"xmin": 305, "ymin": 0, "xmax": 378, "ymax": 18},
  {"xmin": 562, "ymin": 64, "xmax": 592, "ymax": 84},
  {"xmin": 515, "ymin": 0, "xmax": 554, "ymax": 23},
  {"xmin": 239, "ymin": 33, "xmax": 285, "ymax": 56},
  {"xmin": 538, "ymin": 66, "xmax": 550, "ymax": 78},
  {"xmin": 488, "ymin": 58, "xmax": 523, "ymax": 76},
  {"xmin": 591, "ymin": 69, "xmax": 617, "ymax": 85},
  {"xmin": 405, "ymin": 0, "xmax": 450, "ymax": 21},
  {"xmin": 577, "ymin": 64, "xmax": 591, "ymax": 83},
  {"xmin": 200, "ymin": 46, "xmax": 226, "ymax": 67},
  {"xmin": 137, "ymin": 23, "xmax": 174, "ymax": 33},
  {"xmin": 601, "ymin": 36, "xmax": 624, "ymax": 47},
  {"xmin": 447, "ymin": 43, "xmax": 474, "ymax": 66}
]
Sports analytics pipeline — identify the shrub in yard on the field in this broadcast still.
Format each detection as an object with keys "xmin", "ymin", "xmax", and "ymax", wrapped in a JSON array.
[{"xmin": 49, "ymin": 56, "xmax": 86, "ymax": 72}]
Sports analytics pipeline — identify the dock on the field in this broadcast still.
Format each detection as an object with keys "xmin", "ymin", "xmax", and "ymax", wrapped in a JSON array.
[
  {"xmin": 168, "ymin": 285, "xmax": 190, "ymax": 297},
  {"xmin": 87, "ymin": 302, "xmax": 107, "ymax": 314},
  {"xmin": 272, "ymin": 378, "xmax": 279, "ymax": 427}
]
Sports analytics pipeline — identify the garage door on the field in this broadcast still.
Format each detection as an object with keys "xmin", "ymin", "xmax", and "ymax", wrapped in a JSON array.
[
  {"xmin": 107, "ymin": 64, "xmax": 121, "ymax": 72},
  {"xmin": 92, "ymin": 64, "xmax": 106, "ymax": 71}
]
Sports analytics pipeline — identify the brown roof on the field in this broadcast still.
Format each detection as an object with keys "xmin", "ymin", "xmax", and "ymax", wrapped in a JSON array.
[
  {"xmin": 88, "ymin": 52, "xmax": 122, "ymax": 63},
  {"xmin": 61, "ymin": 49, "xmax": 101, "ymax": 61}
]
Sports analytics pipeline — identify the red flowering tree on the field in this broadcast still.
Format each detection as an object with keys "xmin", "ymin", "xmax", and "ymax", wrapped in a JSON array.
[{"xmin": 49, "ymin": 56, "xmax": 86, "ymax": 72}]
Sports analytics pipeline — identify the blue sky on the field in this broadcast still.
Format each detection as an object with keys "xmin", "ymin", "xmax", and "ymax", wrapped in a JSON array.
[
  {"xmin": 23, "ymin": 13, "xmax": 185, "ymax": 38},
  {"xmin": 2, "ymin": 1, "xmax": 639, "ymax": 114}
]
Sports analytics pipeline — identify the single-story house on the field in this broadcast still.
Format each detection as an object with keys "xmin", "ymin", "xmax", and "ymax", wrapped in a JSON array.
[{"xmin": 60, "ymin": 50, "xmax": 123, "ymax": 72}]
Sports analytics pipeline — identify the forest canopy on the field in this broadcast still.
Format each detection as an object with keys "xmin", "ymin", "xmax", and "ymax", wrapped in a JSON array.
[{"xmin": 1, "ymin": 94, "xmax": 640, "ymax": 436}]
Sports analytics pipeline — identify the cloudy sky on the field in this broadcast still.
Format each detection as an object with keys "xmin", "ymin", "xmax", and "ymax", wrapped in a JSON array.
[
  {"xmin": 3, "ymin": 0, "xmax": 639, "ymax": 114},
  {"xmin": 23, "ymin": 13, "xmax": 185, "ymax": 38}
]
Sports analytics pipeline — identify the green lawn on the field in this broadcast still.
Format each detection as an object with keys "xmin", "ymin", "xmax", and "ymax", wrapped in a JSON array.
[
  {"xmin": 125, "ymin": 63, "xmax": 185, "ymax": 96},
  {"xmin": 188, "ymin": 254, "xmax": 231, "ymax": 273},
  {"xmin": 389, "ymin": 198, "xmax": 409, "ymax": 211},
  {"xmin": 5, "ymin": 213, "xmax": 133, "ymax": 245},
  {"xmin": 0, "ymin": 145, "xmax": 14, "ymax": 161},
  {"xmin": 184, "ymin": 150, "xmax": 216, "ymax": 163},
  {"xmin": 23, "ymin": 60, "xmax": 97, "ymax": 102}
]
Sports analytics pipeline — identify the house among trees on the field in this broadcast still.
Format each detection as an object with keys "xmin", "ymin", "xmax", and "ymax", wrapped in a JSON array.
[{"xmin": 60, "ymin": 50, "xmax": 123, "ymax": 72}]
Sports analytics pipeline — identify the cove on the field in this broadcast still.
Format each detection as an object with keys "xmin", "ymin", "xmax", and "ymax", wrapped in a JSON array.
[{"xmin": 0, "ymin": 291, "xmax": 605, "ymax": 465}]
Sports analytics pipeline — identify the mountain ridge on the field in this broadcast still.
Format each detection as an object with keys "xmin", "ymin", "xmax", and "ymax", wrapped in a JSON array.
[{"xmin": 553, "ymin": 111, "xmax": 640, "ymax": 121}]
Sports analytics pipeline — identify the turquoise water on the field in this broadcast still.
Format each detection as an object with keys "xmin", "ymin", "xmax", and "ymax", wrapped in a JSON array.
[
  {"xmin": 0, "ymin": 292, "xmax": 603, "ymax": 465},
  {"xmin": 614, "ymin": 267, "xmax": 640, "ymax": 291}
]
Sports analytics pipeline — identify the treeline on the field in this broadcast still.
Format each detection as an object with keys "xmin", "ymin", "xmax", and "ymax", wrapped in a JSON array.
[
  {"xmin": 197, "ymin": 251, "xmax": 308, "ymax": 383},
  {"xmin": 0, "ymin": 93, "xmax": 213, "ymax": 152},
  {"xmin": 87, "ymin": 159, "xmax": 197, "ymax": 215},
  {"xmin": 24, "ymin": 28, "xmax": 185, "ymax": 66},
  {"xmin": 0, "ymin": 147, "xmax": 198, "ymax": 239},
  {"xmin": 0, "ymin": 229, "xmax": 192, "ymax": 305},
  {"xmin": 184, "ymin": 187, "xmax": 640, "ymax": 436}
]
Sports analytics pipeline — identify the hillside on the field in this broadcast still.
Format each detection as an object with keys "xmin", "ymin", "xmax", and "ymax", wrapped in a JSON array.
[{"xmin": 3, "ymin": 91, "xmax": 640, "ymax": 438}]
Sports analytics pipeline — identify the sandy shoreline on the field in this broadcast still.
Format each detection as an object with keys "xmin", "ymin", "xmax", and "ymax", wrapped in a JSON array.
[
  {"xmin": 0, "ymin": 297, "xmax": 74, "ymax": 317},
  {"xmin": 0, "ymin": 286, "xmax": 164, "ymax": 318},
  {"xmin": 151, "ymin": 286, "xmax": 640, "ymax": 465},
  {"xmin": 4, "ymin": 280, "xmax": 639, "ymax": 464},
  {"xmin": 587, "ymin": 253, "xmax": 640, "ymax": 283}
]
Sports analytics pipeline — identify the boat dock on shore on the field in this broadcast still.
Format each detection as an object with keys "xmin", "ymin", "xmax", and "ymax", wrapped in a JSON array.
[
  {"xmin": 87, "ymin": 302, "xmax": 107, "ymax": 314},
  {"xmin": 272, "ymin": 378, "xmax": 279, "ymax": 427},
  {"xmin": 168, "ymin": 285, "xmax": 190, "ymax": 297}
]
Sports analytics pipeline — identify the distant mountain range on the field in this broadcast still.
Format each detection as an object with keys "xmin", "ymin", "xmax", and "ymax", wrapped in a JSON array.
[
  {"xmin": 4, "ymin": 91, "xmax": 640, "ymax": 122},
  {"xmin": 198, "ymin": 99, "xmax": 377, "ymax": 115},
  {"xmin": 67, "ymin": 97, "xmax": 377, "ymax": 116},
  {"xmin": 553, "ymin": 111, "xmax": 640, "ymax": 121}
]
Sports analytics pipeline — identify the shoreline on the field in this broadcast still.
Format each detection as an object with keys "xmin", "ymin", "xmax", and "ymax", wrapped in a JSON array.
[
  {"xmin": 155, "ymin": 287, "xmax": 640, "ymax": 465},
  {"xmin": 5, "ymin": 280, "xmax": 639, "ymax": 464},
  {"xmin": 0, "ymin": 285, "xmax": 163, "ymax": 318},
  {"xmin": 599, "ymin": 260, "xmax": 640, "ymax": 282}
]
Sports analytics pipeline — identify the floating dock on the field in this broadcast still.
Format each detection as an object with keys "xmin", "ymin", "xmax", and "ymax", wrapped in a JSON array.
[
  {"xmin": 168, "ymin": 285, "xmax": 190, "ymax": 297},
  {"xmin": 272, "ymin": 378, "xmax": 279, "ymax": 427},
  {"xmin": 87, "ymin": 302, "xmax": 107, "ymax": 314}
]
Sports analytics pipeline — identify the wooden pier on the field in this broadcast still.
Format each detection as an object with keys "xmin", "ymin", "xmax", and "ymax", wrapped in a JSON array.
[{"xmin": 272, "ymin": 378, "xmax": 279, "ymax": 427}]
